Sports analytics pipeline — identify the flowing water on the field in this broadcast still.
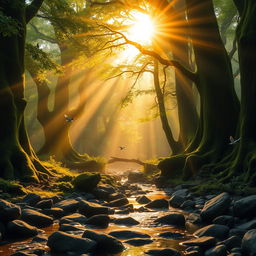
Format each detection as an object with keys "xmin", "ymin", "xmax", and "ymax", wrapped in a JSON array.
[{"xmin": 0, "ymin": 165, "xmax": 195, "ymax": 255}]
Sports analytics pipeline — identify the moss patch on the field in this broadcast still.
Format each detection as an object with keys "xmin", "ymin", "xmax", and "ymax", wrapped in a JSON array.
[
  {"xmin": 0, "ymin": 178, "xmax": 27, "ymax": 197},
  {"xmin": 72, "ymin": 172, "xmax": 101, "ymax": 192}
]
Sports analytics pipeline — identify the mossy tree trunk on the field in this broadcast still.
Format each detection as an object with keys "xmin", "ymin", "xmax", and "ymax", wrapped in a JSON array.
[
  {"xmin": 217, "ymin": 0, "xmax": 256, "ymax": 184},
  {"xmin": 0, "ymin": 0, "xmax": 52, "ymax": 182},
  {"xmin": 158, "ymin": 0, "xmax": 240, "ymax": 178}
]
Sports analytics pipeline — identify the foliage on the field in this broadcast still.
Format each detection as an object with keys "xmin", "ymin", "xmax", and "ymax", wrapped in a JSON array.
[
  {"xmin": 0, "ymin": 11, "xmax": 20, "ymax": 37},
  {"xmin": 0, "ymin": 178, "xmax": 27, "ymax": 197}
]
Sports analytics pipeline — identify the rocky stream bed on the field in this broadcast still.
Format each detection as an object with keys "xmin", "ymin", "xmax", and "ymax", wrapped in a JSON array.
[{"xmin": 0, "ymin": 169, "xmax": 256, "ymax": 256}]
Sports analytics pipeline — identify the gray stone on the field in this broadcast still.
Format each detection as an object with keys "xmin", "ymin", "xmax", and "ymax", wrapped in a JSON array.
[
  {"xmin": 201, "ymin": 193, "xmax": 231, "ymax": 221},
  {"xmin": 172, "ymin": 189, "xmax": 189, "ymax": 197},
  {"xmin": 241, "ymin": 229, "xmax": 256, "ymax": 256},
  {"xmin": 85, "ymin": 214, "xmax": 110, "ymax": 228},
  {"xmin": 54, "ymin": 199, "xmax": 79, "ymax": 214},
  {"xmin": 181, "ymin": 236, "xmax": 216, "ymax": 248},
  {"xmin": 169, "ymin": 195, "xmax": 185, "ymax": 208},
  {"xmin": 0, "ymin": 199, "xmax": 21, "ymax": 222},
  {"xmin": 59, "ymin": 223, "xmax": 84, "ymax": 232},
  {"xmin": 79, "ymin": 200, "xmax": 109, "ymax": 217},
  {"xmin": 7, "ymin": 220, "xmax": 39, "ymax": 238},
  {"xmin": 23, "ymin": 193, "xmax": 41, "ymax": 206},
  {"xmin": 146, "ymin": 248, "xmax": 181, "ymax": 256},
  {"xmin": 145, "ymin": 199, "xmax": 169, "ymax": 209},
  {"xmin": 213, "ymin": 215, "xmax": 235, "ymax": 228},
  {"xmin": 113, "ymin": 217, "xmax": 139, "ymax": 226},
  {"xmin": 21, "ymin": 209, "xmax": 53, "ymax": 228},
  {"xmin": 221, "ymin": 236, "xmax": 241, "ymax": 250},
  {"xmin": 124, "ymin": 238, "xmax": 153, "ymax": 246},
  {"xmin": 155, "ymin": 213, "xmax": 185, "ymax": 227},
  {"xmin": 194, "ymin": 224, "xmax": 229, "ymax": 240},
  {"xmin": 205, "ymin": 245, "xmax": 227, "ymax": 256},
  {"xmin": 83, "ymin": 230, "xmax": 124, "ymax": 254},
  {"xmin": 60, "ymin": 213, "xmax": 88, "ymax": 225},
  {"xmin": 233, "ymin": 195, "xmax": 256, "ymax": 218},
  {"xmin": 105, "ymin": 197, "xmax": 129, "ymax": 207},
  {"xmin": 136, "ymin": 195, "xmax": 151, "ymax": 204},
  {"xmin": 109, "ymin": 230, "xmax": 150, "ymax": 239},
  {"xmin": 35, "ymin": 199, "xmax": 53, "ymax": 209},
  {"xmin": 41, "ymin": 207, "xmax": 64, "ymax": 219},
  {"xmin": 237, "ymin": 219, "xmax": 256, "ymax": 230},
  {"xmin": 47, "ymin": 231, "xmax": 96, "ymax": 253}
]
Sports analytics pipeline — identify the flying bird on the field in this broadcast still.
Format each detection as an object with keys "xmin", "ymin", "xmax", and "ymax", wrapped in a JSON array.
[
  {"xmin": 119, "ymin": 146, "xmax": 126, "ymax": 150},
  {"xmin": 229, "ymin": 136, "xmax": 240, "ymax": 145},
  {"xmin": 64, "ymin": 114, "xmax": 74, "ymax": 123}
]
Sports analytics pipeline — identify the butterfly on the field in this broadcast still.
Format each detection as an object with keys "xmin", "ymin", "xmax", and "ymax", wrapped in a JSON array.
[
  {"xmin": 64, "ymin": 114, "xmax": 74, "ymax": 123},
  {"xmin": 119, "ymin": 146, "xmax": 126, "ymax": 150},
  {"xmin": 229, "ymin": 136, "xmax": 240, "ymax": 145}
]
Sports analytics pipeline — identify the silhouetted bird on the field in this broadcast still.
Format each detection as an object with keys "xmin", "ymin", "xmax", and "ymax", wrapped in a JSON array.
[
  {"xmin": 229, "ymin": 136, "xmax": 240, "ymax": 145},
  {"xmin": 64, "ymin": 114, "xmax": 74, "ymax": 123},
  {"xmin": 119, "ymin": 146, "xmax": 126, "ymax": 150}
]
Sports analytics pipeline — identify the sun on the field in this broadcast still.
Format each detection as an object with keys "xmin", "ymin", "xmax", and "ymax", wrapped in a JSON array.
[{"xmin": 128, "ymin": 12, "xmax": 155, "ymax": 45}]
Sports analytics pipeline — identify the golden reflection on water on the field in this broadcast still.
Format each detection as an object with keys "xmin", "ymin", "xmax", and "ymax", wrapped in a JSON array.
[{"xmin": 0, "ymin": 186, "xmax": 191, "ymax": 256}]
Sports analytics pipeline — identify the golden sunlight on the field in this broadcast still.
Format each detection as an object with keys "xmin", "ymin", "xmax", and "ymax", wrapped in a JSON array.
[{"xmin": 128, "ymin": 12, "xmax": 155, "ymax": 45}]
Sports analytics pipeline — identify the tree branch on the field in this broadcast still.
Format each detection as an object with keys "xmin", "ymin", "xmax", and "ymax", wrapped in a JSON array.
[
  {"xmin": 26, "ymin": 0, "xmax": 45, "ymax": 24},
  {"xmin": 30, "ymin": 23, "xmax": 57, "ymax": 44},
  {"xmin": 99, "ymin": 24, "xmax": 198, "ymax": 82}
]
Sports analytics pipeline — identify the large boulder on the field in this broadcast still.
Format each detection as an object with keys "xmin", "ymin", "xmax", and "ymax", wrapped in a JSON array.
[
  {"xmin": 201, "ymin": 193, "xmax": 231, "ymax": 222},
  {"xmin": 169, "ymin": 195, "xmax": 185, "ymax": 208},
  {"xmin": 154, "ymin": 213, "xmax": 185, "ymax": 227},
  {"xmin": 0, "ymin": 199, "xmax": 21, "ymax": 222},
  {"xmin": 113, "ymin": 217, "xmax": 139, "ymax": 226},
  {"xmin": 194, "ymin": 224, "xmax": 229, "ymax": 240},
  {"xmin": 7, "ymin": 220, "xmax": 39, "ymax": 238},
  {"xmin": 241, "ymin": 229, "xmax": 256, "ymax": 256},
  {"xmin": 145, "ymin": 199, "xmax": 169, "ymax": 209},
  {"xmin": 72, "ymin": 173, "xmax": 101, "ymax": 192},
  {"xmin": 105, "ymin": 197, "xmax": 129, "ymax": 207},
  {"xmin": 83, "ymin": 230, "xmax": 124, "ymax": 254},
  {"xmin": 47, "ymin": 231, "xmax": 96, "ymax": 254},
  {"xmin": 79, "ymin": 200, "xmax": 110, "ymax": 217},
  {"xmin": 21, "ymin": 209, "xmax": 53, "ymax": 228},
  {"xmin": 233, "ymin": 195, "xmax": 256, "ymax": 218}
]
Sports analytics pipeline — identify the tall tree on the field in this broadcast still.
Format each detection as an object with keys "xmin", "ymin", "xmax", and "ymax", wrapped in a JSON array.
[{"xmin": 0, "ymin": 0, "xmax": 53, "ymax": 181}]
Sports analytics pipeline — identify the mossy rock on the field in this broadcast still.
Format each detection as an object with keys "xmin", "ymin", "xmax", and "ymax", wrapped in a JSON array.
[
  {"xmin": 0, "ymin": 178, "xmax": 27, "ymax": 197},
  {"xmin": 72, "ymin": 173, "xmax": 101, "ymax": 192}
]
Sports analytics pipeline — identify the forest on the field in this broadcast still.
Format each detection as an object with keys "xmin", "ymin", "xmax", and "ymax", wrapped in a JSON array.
[{"xmin": 0, "ymin": 0, "xmax": 256, "ymax": 256}]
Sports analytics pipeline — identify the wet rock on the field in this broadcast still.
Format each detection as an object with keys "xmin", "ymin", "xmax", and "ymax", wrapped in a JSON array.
[
  {"xmin": 221, "ymin": 236, "xmax": 241, "ymax": 250},
  {"xmin": 186, "ymin": 213, "xmax": 203, "ymax": 225},
  {"xmin": 145, "ymin": 199, "xmax": 169, "ymax": 209},
  {"xmin": 213, "ymin": 215, "xmax": 235, "ymax": 228},
  {"xmin": 7, "ymin": 220, "xmax": 39, "ymax": 238},
  {"xmin": 93, "ymin": 185, "xmax": 116, "ymax": 200},
  {"xmin": 85, "ymin": 214, "xmax": 110, "ymax": 228},
  {"xmin": 54, "ymin": 199, "xmax": 79, "ymax": 214},
  {"xmin": 158, "ymin": 232, "xmax": 185, "ymax": 240},
  {"xmin": 233, "ymin": 195, "xmax": 256, "ymax": 218},
  {"xmin": 115, "ymin": 209, "xmax": 130, "ymax": 215},
  {"xmin": 229, "ymin": 228, "xmax": 246, "ymax": 238},
  {"xmin": 35, "ymin": 199, "xmax": 53, "ymax": 209},
  {"xmin": 79, "ymin": 200, "xmax": 110, "ymax": 217},
  {"xmin": 23, "ymin": 193, "xmax": 41, "ymax": 206},
  {"xmin": 169, "ymin": 195, "xmax": 186, "ymax": 208},
  {"xmin": 236, "ymin": 219, "xmax": 256, "ymax": 230},
  {"xmin": 105, "ymin": 197, "xmax": 129, "ymax": 207},
  {"xmin": 181, "ymin": 236, "xmax": 216, "ymax": 248},
  {"xmin": 184, "ymin": 246, "xmax": 203, "ymax": 256},
  {"xmin": 108, "ymin": 193, "xmax": 126, "ymax": 202},
  {"xmin": 0, "ymin": 199, "xmax": 21, "ymax": 222},
  {"xmin": 47, "ymin": 231, "xmax": 96, "ymax": 254},
  {"xmin": 10, "ymin": 253, "xmax": 37, "ymax": 256},
  {"xmin": 72, "ymin": 173, "xmax": 101, "ymax": 192},
  {"xmin": 136, "ymin": 195, "xmax": 151, "ymax": 204},
  {"xmin": 128, "ymin": 171, "xmax": 145, "ymax": 182},
  {"xmin": 21, "ymin": 209, "xmax": 53, "ymax": 228},
  {"xmin": 181, "ymin": 200, "xmax": 195, "ymax": 210},
  {"xmin": 194, "ymin": 224, "xmax": 229, "ymax": 240},
  {"xmin": 172, "ymin": 189, "xmax": 189, "ymax": 197},
  {"xmin": 205, "ymin": 245, "xmax": 227, "ymax": 256},
  {"xmin": 59, "ymin": 223, "xmax": 84, "ymax": 232},
  {"xmin": 60, "ymin": 213, "xmax": 88, "ymax": 225},
  {"xmin": 83, "ymin": 230, "xmax": 124, "ymax": 254},
  {"xmin": 201, "ymin": 193, "xmax": 231, "ymax": 222},
  {"xmin": 109, "ymin": 230, "xmax": 150, "ymax": 239},
  {"xmin": 113, "ymin": 217, "xmax": 139, "ymax": 226},
  {"xmin": 41, "ymin": 207, "xmax": 64, "ymax": 219},
  {"xmin": 155, "ymin": 213, "xmax": 185, "ymax": 227},
  {"xmin": 124, "ymin": 238, "xmax": 153, "ymax": 246},
  {"xmin": 146, "ymin": 248, "xmax": 181, "ymax": 256},
  {"xmin": 241, "ymin": 229, "xmax": 256, "ymax": 256},
  {"xmin": 31, "ymin": 235, "xmax": 48, "ymax": 243}
]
